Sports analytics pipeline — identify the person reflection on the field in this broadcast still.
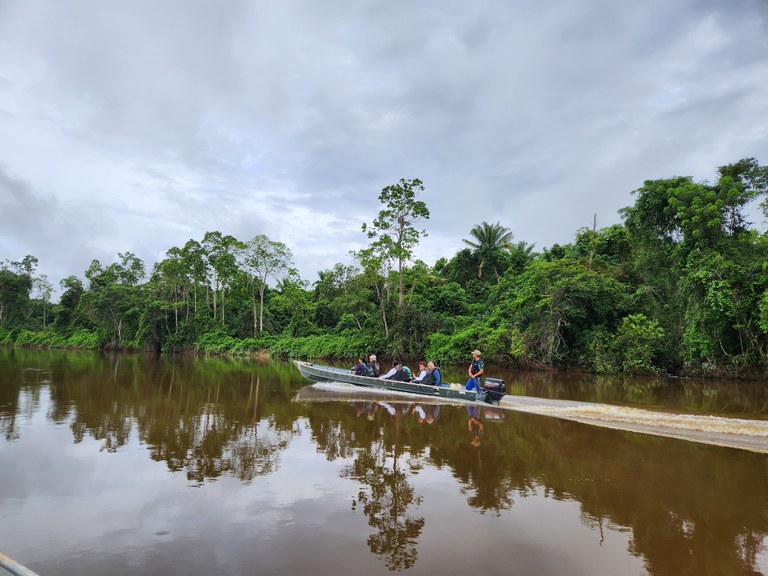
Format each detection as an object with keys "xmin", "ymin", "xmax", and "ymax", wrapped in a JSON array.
[
  {"xmin": 467, "ymin": 404, "xmax": 484, "ymax": 447},
  {"xmin": 376, "ymin": 401, "xmax": 410, "ymax": 418},
  {"xmin": 412, "ymin": 404, "xmax": 440, "ymax": 425}
]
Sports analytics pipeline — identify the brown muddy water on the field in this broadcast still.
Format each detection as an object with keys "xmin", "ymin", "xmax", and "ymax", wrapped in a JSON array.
[{"xmin": 1, "ymin": 349, "xmax": 768, "ymax": 576}]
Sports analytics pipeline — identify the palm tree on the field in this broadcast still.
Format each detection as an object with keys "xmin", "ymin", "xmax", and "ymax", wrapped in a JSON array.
[{"xmin": 462, "ymin": 221, "xmax": 515, "ymax": 280}]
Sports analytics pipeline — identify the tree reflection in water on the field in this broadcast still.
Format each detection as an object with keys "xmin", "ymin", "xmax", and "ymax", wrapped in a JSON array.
[
  {"xmin": 0, "ymin": 350, "xmax": 299, "ymax": 484},
  {"xmin": 341, "ymin": 402, "xmax": 426, "ymax": 571}
]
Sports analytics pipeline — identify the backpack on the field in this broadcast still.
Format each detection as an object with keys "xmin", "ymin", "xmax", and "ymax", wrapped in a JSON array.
[
  {"xmin": 371, "ymin": 361, "xmax": 380, "ymax": 376},
  {"xmin": 363, "ymin": 363, "xmax": 375, "ymax": 377},
  {"xmin": 403, "ymin": 366, "xmax": 413, "ymax": 381}
]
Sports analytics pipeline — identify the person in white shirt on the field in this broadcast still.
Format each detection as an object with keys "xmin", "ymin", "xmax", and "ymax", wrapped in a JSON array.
[
  {"xmin": 412, "ymin": 361, "xmax": 427, "ymax": 382},
  {"xmin": 379, "ymin": 361, "xmax": 398, "ymax": 379}
]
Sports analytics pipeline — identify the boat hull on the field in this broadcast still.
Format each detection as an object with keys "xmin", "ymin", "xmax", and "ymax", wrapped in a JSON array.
[{"xmin": 293, "ymin": 361, "xmax": 479, "ymax": 402}]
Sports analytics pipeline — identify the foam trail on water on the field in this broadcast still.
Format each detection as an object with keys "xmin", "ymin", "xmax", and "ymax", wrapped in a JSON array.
[{"xmin": 514, "ymin": 404, "xmax": 768, "ymax": 437}]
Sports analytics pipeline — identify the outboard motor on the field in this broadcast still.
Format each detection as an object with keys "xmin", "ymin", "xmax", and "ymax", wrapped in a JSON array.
[{"xmin": 481, "ymin": 377, "xmax": 506, "ymax": 404}]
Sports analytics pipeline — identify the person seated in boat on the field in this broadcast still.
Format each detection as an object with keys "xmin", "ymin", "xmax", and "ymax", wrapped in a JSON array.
[
  {"xmin": 368, "ymin": 354, "xmax": 381, "ymax": 377},
  {"xmin": 379, "ymin": 360, "xmax": 399, "ymax": 379},
  {"xmin": 391, "ymin": 362, "xmax": 413, "ymax": 382},
  {"xmin": 412, "ymin": 361, "xmax": 427, "ymax": 382},
  {"xmin": 354, "ymin": 356, "xmax": 368, "ymax": 376},
  {"xmin": 465, "ymin": 349, "xmax": 484, "ymax": 393},
  {"xmin": 420, "ymin": 361, "xmax": 442, "ymax": 386}
]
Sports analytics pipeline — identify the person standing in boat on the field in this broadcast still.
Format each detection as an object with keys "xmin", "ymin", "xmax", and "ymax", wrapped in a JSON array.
[{"xmin": 465, "ymin": 349, "xmax": 484, "ymax": 392}]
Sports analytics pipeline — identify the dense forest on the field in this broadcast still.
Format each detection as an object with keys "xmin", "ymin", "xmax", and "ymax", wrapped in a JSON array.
[{"xmin": 1, "ymin": 161, "xmax": 767, "ymax": 377}]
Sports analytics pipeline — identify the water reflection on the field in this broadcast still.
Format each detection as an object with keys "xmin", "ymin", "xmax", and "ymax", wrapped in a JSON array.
[
  {"xmin": 0, "ymin": 349, "xmax": 298, "ymax": 485},
  {"xmin": 1, "ymin": 349, "xmax": 768, "ymax": 575}
]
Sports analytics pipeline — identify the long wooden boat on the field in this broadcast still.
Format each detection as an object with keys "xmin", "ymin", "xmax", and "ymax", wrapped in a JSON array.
[{"xmin": 293, "ymin": 361, "xmax": 480, "ymax": 402}]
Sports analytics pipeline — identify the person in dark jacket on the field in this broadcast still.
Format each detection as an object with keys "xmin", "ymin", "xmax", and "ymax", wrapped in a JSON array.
[
  {"xmin": 391, "ymin": 362, "xmax": 412, "ymax": 382},
  {"xmin": 421, "ymin": 362, "xmax": 442, "ymax": 386},
  {"xmin": 368, "ymin": 354, "xmax": 381, "ymax": 377}
]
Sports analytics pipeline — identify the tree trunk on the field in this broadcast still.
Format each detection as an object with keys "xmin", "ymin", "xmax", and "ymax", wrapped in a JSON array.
[
  {"xmin": 398, "ymin": 257, "xmax": 404, "ymax": 307},
  {"xmin": 259, "ymin": 284, "xmax": 266, "ymax": 334},
  {"xmin": 212, "ymin": 276, "xmax": 218, "ymax": 320},
  {"xmin": 588, "ymin": 213, "xmax": 597, "ymax": 271},
  {"xmin": 252, "ymin": 288, "xmax": 258, "ymax": 337},
  {"xmin": 374, "ymin": 282, "xmax": 389, "ymax": 336}
]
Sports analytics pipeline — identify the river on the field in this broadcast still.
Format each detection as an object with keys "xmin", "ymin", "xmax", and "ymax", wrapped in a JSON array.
[{"xmin": 1, "ymin": 349, "xmax": 767, "ymax": 575}]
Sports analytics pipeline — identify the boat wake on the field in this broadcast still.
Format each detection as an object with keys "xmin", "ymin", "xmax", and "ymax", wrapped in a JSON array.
[
  {"xmin": 295, "ymin": 382, "xmax": 768, "ymax": 453},
  {"xmin": 503, "ymin": 397, "xmax": 768, "ymax": 453}
]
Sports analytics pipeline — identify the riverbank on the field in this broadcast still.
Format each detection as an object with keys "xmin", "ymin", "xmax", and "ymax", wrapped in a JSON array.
[{"xmin": 2, "ymin": 327, "xmax": 766, "ymax": 381}]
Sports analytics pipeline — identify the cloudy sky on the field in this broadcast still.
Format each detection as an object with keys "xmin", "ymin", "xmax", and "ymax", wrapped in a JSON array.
[{"xmin": 1, "ymin": 0, "xmax": 767, "ymax": 292}]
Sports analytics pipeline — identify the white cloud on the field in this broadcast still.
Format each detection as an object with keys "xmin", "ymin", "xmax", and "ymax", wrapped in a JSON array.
[{"xmin": 0, "ymin": 0, "xmax": 766, "ymax": 290}]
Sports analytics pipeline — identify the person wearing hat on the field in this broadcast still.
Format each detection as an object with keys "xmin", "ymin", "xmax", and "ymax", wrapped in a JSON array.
[
  {"xmin": 465, "ymin": 349, "xmax": 484, "ymax": 392},
  {"xmin": 368, "ymin": 354, "xmax": 381, "ymax": 377}
]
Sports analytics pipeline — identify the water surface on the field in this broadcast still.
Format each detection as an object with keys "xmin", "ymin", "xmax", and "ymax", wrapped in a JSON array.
[{"xmin": 1, "ymin": 349, "xmax": 767, "ymax": 575}]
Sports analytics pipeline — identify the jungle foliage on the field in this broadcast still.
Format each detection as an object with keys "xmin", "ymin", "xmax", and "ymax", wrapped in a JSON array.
[{"xmin": 2, "ymin": 162, "xmax": 767, "ymax": 377}]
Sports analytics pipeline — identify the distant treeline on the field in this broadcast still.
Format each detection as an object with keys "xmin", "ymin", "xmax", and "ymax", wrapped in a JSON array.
[{"xmin": 1, "ymin": 162, "xmax": 767, "ymax": 377}]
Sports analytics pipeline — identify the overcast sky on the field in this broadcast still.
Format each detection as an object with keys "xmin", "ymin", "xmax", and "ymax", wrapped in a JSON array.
[{"xmin": 1, "ymin": 0, "xmax": 767, "ymax": 292}]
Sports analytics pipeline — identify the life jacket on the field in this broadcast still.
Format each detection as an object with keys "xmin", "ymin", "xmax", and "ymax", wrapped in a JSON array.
[
  {"xmin": 393, "ymin": 368, "xmax": 410, "ymax": 382},
  {"xmin": 422, "ymin": 368, "xmax": 442, "ymax": 386},
  {"xmin": 371, "ymin": 361, "xmax": 380, "ymax": 376}
]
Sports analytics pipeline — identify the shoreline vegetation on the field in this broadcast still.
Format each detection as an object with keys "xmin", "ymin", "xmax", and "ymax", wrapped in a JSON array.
[{"xmin": 1, "ymin": 163, "xmax": 768, "ymax": 379}]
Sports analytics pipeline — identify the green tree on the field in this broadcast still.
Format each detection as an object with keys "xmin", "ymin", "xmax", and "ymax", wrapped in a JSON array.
[
  {"xmin": 620, "ymin": 159, "xmax": 768, "ymax": 374},
  {"xmin": 32, "ymin": 274, "xmax": 53, "ymax": 328},
  {"xmin": 202, "ymin": 231, "xmax": 241, "ymax": 323},
  {"xmin": 462, "ymin": 221, "xmax": 514, "ymax": 281},
  {"xmin": 362, "ymin": 178, "xmax": 430, "ymax": 307},
  {"xmin": 240, "ymin": 234, "xmax": 294, "ymax": 335},
  {"xmin": 81, "ymin": 252, "xmax": 146, "ymax": 346},
  {"xmin": 54, "ymin": 275, "xmax": 85, "ymax": 332},
  {"xmin": 0, "ymin": 267, "xmax": 32, "ymax": 327}
]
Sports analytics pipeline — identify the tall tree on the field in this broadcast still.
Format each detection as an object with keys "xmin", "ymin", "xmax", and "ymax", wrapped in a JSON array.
[
  {"xmin": 362, "ymin": 178, "xmax": 430, "ymax": 307},
  {"xmin": 462, "ymin": 221, "xmax": 514, "ymax": 280},
  {"xmin": 202, "ymin": 232, "xmax": 241, "ymax": 322},
  {"xmin": 54, "ymin": 275, "xmax": 84, "ymax": 332},
  {"xmin": 33, "ymin": 274, "xmax": 53, "ymax": 328},
  {"xmin": 240, "ymin": 234, "xmax": 294, "ymax": 335},
  {"xmin": 82, "ymin": 252, "xmax": 146, "ymax": 345},
  {"xmin": 353, "ymin": 248, "xmax": 391, "ymax": 336}
]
